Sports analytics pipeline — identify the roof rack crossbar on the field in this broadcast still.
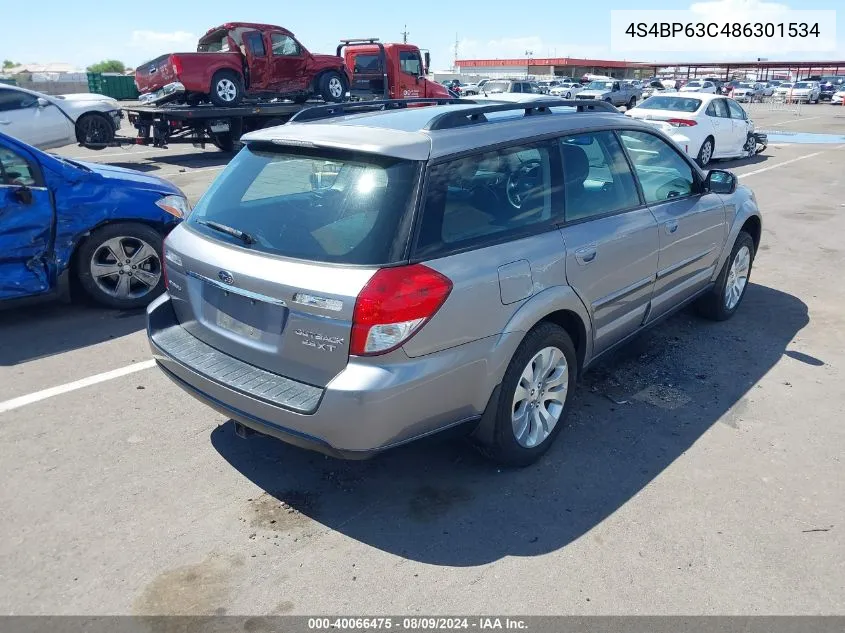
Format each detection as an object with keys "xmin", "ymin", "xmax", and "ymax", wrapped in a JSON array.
[
  {"xmin": 424, "ymin": 99, "xmax": 619, "ymax": 131},
  {"xmin": 287, "ymin": 98, "xmax": 468, "ymax": 124}
]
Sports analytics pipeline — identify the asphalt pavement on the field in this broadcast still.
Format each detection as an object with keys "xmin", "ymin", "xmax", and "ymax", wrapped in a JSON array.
[{"xmin": 1, "ymin": 105, "xmax": 843, "ymax": 615}]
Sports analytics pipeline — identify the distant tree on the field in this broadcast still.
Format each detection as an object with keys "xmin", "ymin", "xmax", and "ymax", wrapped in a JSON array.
[
  {"xmin": 87, "ymin": 59, "xmax": 126, "ymax": 73},
  {"xmin": 2, "ymin": 60, "xmax": 18, "ymax": 69}
]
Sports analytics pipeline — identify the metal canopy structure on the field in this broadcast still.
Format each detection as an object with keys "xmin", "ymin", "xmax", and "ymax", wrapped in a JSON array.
[{"xmin": 651, "ymin": 59, "xmax": 845, "ymax": 80}]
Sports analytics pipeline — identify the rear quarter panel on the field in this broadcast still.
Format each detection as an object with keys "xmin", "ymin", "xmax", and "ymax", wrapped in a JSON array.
[{"xmin": 175, "ymin": 53, "xmax": 244, "ymax": 93}]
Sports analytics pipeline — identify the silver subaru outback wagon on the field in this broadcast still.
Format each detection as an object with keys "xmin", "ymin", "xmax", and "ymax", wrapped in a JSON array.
[{"xmin": 147, "ymin": 98, "xmax": 762, "ymax": 466}]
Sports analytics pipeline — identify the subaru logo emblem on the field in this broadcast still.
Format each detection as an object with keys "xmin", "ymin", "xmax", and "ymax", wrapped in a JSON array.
[{"xmin": 218, "ymin": 270, "xmax": 234, "ymax": 285}]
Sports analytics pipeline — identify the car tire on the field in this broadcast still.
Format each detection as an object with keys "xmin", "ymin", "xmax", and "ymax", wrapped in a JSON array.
[
  {"xmin": 696, "ymin": 136, "xmax": 714, "ymax": 167},
  {"xmin": 74, "ymin": 112, "xmax": 115, "ymax": 149},
  {"xmin": 209, "ymin": 70, "xmax": 243, "ymax": 106},
  {"xmin": 627, "ymin": 96, "xmax": 637, "ymax": 108},
  {"xmin": 695, "ymin": 231, "xmax": 755, "ymax": 321},
  {"xmin": 211, "ymin": 132, "xmax": 235, "ymax": 152},
  {"xmin": 476, "ymin": 323, "xmax": 577, "ymax": 467},
  {"xmin": 319, "ymin": 71, "xmax": 346, "ymax": 103},
  {"xmin": 76, "ymin": 223, "xmax": 165, "ymax": 310}
]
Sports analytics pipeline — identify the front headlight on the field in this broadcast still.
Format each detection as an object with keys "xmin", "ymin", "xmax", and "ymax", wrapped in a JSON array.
[{"xmin": 156, "ymin": 194, "xmax": 191, "ymax": 219}]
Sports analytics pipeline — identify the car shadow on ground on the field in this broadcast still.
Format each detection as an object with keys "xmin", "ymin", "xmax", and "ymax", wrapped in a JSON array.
[
  {"xmin": 0, "ymin": 303, "xmax": 145, "ymax": 366},
  {"xmin": 717, "ymin": 153, "xmax": 770, "ymax": 169},
  {"xmin": 211, "ymin": 283, "xmax": 811, "ymax": 566}
]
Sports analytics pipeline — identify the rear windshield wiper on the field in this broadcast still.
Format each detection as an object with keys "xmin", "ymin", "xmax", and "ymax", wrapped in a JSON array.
[{"xmin": 197, "ymin": 219, "xmax": 256, "ymax": 245}]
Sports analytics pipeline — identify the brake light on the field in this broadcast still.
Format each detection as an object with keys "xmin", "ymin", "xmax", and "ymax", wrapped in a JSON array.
[
  {"xmin": 666, "ymin": 118, "xmax": 697, "ymax": 127},
  {"xmin": 350, "ymin": 264, "xmax": 453, "ymax": 356},
  {"xmin": 171, "ymin": 56, "xmax": 182, "ymax": 76}
]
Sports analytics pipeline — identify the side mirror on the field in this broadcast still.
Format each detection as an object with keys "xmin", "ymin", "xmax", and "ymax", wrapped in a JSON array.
[
  {"xmin": 423, "ymin": 51, "xmax": 430, "ymax": 75},
  {"xmin": 705, "ymin": 169, "xmax": 737, "ymax": 194},
  {"xmin": 12, "ymin": 185, "xmax": 34, "ymax": 205},
  {"xmin": 37, "ymin": 97, "xmax": 50, "ymax": 108}
]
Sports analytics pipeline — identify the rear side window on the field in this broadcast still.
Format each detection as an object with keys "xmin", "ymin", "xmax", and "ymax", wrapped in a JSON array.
[
  {"xmin": 618, "ymin": 130, "xmax": 697, "ymax": 203},
  {"xmin": 188, "ymin": 145, "xmax": 419, "ymax": 265},
  {"xmin": 560, "ymin": 132, "xmax": 640, "ymax": 221},
  {"xmin": 415, "ymin": 141, "xmax": 560, "ymax": 257}
]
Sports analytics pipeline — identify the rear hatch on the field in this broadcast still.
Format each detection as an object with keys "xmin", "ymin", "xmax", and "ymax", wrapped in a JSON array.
[
  {"xmin": 135, "ymin": 54, "xmax": 177, "ymax": 94},
  {"xmin": 163, "ymin": 141, "xmax": 420, "ymax": 388},
  {"xmin": 626, "ymin": 94, "xmax": 704, "ymax": 123}
]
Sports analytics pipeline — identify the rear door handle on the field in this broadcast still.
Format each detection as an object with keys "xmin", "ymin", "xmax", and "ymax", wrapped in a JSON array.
[
  {"xmin": 665, "ymin": 220, "xmax": 679, "ymax": 234},
  {"xmin": 575, "ymin": 246, "xmax": 597, "ymax": 265}
]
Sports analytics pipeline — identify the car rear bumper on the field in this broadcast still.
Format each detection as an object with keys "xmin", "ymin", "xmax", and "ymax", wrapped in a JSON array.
[
  {"xmin": 138, "ymin": 82, "xmax": 186, "ymax": 105},
  {"xmin": 147, "ymin": 294, "xmax": 498, "ymax": 458}
]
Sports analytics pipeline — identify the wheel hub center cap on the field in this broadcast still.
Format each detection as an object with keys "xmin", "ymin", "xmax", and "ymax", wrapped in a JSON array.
[{"xmin": 122, "ymin": 264, "xmax": 132, "ymax": 273}]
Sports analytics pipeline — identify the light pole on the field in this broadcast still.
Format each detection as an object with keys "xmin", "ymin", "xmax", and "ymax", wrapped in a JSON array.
[{"xmin": 525, "ymin": 49, "xmax": 533, "ymax": 79}]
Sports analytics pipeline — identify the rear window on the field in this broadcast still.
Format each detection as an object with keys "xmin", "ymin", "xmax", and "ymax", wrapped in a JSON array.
[
  {"xmin": 351, "ymin": 54, "xmax": 383, "ymax": 73},
  {"xmin": 636, "ymin": 96, "xmax": 703, "ymax": 112},
  {"xmin": 187, "ymin": 145, "xmax": 419, "ymax": 265}
]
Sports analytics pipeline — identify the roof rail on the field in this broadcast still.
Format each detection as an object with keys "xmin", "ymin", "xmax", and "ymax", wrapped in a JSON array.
[
  {"xmin": 423, "ymin": 99, "xmax": 619, "ymax": 131},
  {"xmin": 339, "ymin": 38, "xmax": 381, "ymax": 45},
  {"xmin": 288, "ymin": 98, "xmax": 469, "ymax": 124}
]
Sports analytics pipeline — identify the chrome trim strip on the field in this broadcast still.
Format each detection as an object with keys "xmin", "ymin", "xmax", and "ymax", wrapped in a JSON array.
[
  {"xmin": 187, "ymin": 271, "xmax": 287, "ymax": 306},
  {"xmin": 656, "ymin": 246, "xmax": 716, "ymax": 280},
  {"xmin": 593, "ymin": 275, "xmax": 655, "ymax": 310}
]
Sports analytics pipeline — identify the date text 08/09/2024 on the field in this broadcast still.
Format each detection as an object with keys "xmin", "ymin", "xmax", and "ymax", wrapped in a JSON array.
[
  {"xmin": 625, "ymin": 22, "xmax": 821, "ymax": 38},
  {"xmin": 308, "ymin": 617, "xmax": 529, "ymax": 630}
]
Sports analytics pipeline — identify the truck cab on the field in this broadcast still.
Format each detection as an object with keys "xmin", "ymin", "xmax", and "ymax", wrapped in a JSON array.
[{"xmin": 338, "ymin": 39, "xmax": 451, "ymax": 100}]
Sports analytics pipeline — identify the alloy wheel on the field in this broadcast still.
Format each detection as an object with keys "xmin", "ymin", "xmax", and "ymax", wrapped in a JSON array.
[
  {"xmin": 511, "ymin": 346, "xmax": 569, "ymax": 448},
  {"xmin": 90, "ymin": 236, "xmax": 161, "ymax": 300},
  {"xmin": 724, "ymin": 245, "xmax": 750, "ymax": 310}
]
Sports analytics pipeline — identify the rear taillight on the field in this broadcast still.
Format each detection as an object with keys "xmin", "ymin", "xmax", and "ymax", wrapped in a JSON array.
[
  {"xmin": 666, "ymin": 118, "xmax": 697, "ymax": 127},
  {"xmin": 350, "ymin": 264, "xmax": 453, "ymax": 356}
]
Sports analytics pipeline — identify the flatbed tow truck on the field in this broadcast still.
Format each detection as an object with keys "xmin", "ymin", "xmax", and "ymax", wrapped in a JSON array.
[{"xmin": 81, "ymin": 38, "xmax": 453, "ymax": 153}]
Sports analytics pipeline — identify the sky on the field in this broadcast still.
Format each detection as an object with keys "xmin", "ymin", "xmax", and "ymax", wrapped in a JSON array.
[{"xmin": 2, "ymin": 0, "xmax": 842, "ymax": 70}]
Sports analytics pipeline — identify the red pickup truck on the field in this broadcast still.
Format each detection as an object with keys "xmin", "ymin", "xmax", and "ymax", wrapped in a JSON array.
[{"xmin": 135, "ymin": 23, "xmax": 351, "ymax": 106}]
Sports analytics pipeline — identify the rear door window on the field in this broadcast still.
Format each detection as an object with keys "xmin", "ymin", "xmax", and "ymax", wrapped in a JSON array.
[
  {"xmin": 415, "ymin": 140, "xmax": 561, "ymax": 257},
  {"xmin": 0, "ymin": 146, "xmax": 42, "ymax": 187},
  {"xmin": 188, "ymin": 145, "xmax": 419, "ymax": 265}
]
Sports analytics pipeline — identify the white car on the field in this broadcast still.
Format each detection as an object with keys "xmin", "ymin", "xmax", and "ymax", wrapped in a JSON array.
[
  {"xmin": 786, "ymin": 81, "xmax": 821, "ymax": 103},
  {"xmin": 548, "ymin": 82, "xmax": 584, "ymax": 98},
  {"xmin": 831, "ymin": 87, "xmax": 845, "ymax": 105},
  {"xmin": 730, "ymin": 82, "xmax": 765, "ymax": 103},
  {"xmin": 642, "ymin": 80, "xmax": 668, "ymax": 98},
  {"xmin": 0, "ymin": 84, "xmax": 121, "ymax": 150},
  {"xmin": 680, "ymin": 80, "xmax": 717, "ymax": 94},
  {"xmin": 626, "ymin": 92, "xmax": 754, "ymax": 166}
]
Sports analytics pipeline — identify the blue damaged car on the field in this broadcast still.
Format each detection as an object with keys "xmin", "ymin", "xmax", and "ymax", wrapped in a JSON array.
[{"xmin": 0, "ymin": 132, "xmax": 189, "ymax": 310}]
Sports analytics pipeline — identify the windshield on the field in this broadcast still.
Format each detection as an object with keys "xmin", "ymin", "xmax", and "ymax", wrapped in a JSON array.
[
  {"xmin": 586, "ymin": 81, "xmax": 613, "ymax": 90},
  {"xmin": 737, "ymin": 82, "xmax": 754, "ymax": 88},
  {"xmin": 779, "ymin": 82, "xmax": 793, "ymax": 88},
  {"xmin": 686, "ymin": 81, "xmax": 703, "ymax": 87},
  {"xmin": 188, "ymin": 145, "xmax": 419, "ymax": 265},
  {"xmin": 794, "ymin": 82, "xmax": 812, "ymax": 88},
  {"xmin": 636, "ymin": 96, "xmax": 703, "ymax": 112},
  {"xmin": 483, "ymin": 81, "xmax": 510, "ymax": 93}
]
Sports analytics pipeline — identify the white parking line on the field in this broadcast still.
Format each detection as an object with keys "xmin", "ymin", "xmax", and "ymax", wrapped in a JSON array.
[
  {"xmin": 739, "ymin": 144, "xmax": 845, "ymax": 179},
  {"xmin": 0, "ymin": 360, "xmax": 156, "ymax": 414},
  {"xmin": 766, "ymin": 115, "xmax": 823, "ymax": 126}
]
